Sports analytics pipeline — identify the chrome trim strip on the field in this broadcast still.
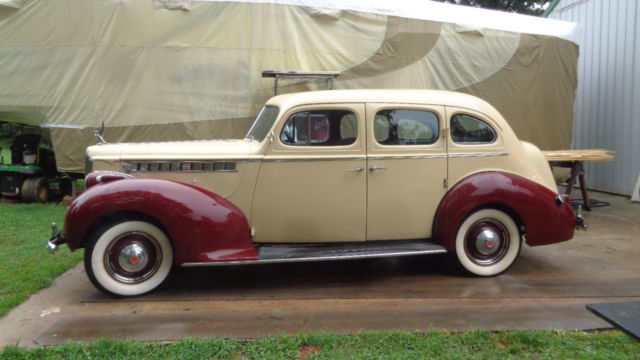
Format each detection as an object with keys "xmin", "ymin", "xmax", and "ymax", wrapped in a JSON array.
[
  {"xmin": 261, "ymin": 157, "xmax": 367, "ymax": 163},
  {"xmin": 181, "ymin": 248, "xmax": 447, "ymax": 267},
  {"xmin": 367, "ymin": 155, "xmax": 447, "ymax": 160},
  {"xmin": 448, "ymin": 152, "xmax": 508, "ymax": 159},
  {"xmin": 260, "ymin": 153, "xmax": 506, "ymax": 162},
  {"xmin": 124, "ymin": 152, "xmax": 508, "ymax": 169}
]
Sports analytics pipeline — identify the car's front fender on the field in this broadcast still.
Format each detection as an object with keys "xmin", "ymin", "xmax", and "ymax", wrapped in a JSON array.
[
  {"xmin": 433, "ymin": 171, "xmax": 576, "ymax": 251},
  {"xmin": 64, "ymin": 178, "xmax": 257, "ymax": 264}
]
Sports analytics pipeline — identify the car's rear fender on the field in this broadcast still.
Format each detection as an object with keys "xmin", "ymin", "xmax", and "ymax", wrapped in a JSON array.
[
  {"xmin": 433, "ymin": 171, "xmax": 576, "ymax": 251},
  {"xmin": 64, "ymin": 176, "xmax": 257, "ymax": 264}
]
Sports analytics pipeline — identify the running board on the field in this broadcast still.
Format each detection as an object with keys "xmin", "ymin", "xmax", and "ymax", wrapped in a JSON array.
[{"xmin": 182, "ymin": 240, "xmax": 447, "ymax": 267}]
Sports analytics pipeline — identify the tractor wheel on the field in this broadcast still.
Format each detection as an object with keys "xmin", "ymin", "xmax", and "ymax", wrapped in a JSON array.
[{"xmin": 21, "ymin": 177, "xmax": 50, "ymax": 203}]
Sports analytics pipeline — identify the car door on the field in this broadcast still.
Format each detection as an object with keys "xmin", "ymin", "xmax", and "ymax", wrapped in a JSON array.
[
  {"xmin": 251, "ymin": 103, "xmax": 367, "ymax": 243},
  {"xmin": 366, "ymin": 103, "xmax": 448, "ymax": 241}
]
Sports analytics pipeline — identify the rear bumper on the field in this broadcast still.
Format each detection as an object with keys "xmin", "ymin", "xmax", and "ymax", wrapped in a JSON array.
[
  {"xmin": 575, "ymin": 204, "xmax": 588, "ymax": 230},
  {"xmin": 555, "ymin": 194, "xmax": 587, "ymax": 230}
]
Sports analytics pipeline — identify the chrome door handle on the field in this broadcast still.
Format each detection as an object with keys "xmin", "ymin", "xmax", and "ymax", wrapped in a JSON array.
[
  {"xmin": 369, "ymin": 166, "xmax": 387, "ymax": 171},
  {"xmin": 347, "ymin": 167, "xmax": 364, "ymax": 174}
]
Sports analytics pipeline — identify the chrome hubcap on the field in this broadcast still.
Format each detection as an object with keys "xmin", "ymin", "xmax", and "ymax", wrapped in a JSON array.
[
  {"xmin": 475, "ymin": 229, "xmax": 501, "ymax": 256},
  {"xmin": 105, "ymin": 232, "xmax": 161, "ymax": 284},
  {"xmin": 464, "ymin": 219, "xmax": 509, "ymax": 266},
  {"xmin": 118, "ymin": 243, "xmax": 149, "ymax": 273}
]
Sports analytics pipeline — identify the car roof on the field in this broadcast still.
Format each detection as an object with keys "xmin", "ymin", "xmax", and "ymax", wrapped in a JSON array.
[{"xmin": 265, "ymin": 89, "xmax": 497, "ymax": 114}]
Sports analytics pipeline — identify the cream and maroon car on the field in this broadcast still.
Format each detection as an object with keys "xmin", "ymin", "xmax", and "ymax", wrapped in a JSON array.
[{"xmin": 48, "ymin": 90, "xmax": 583, "ymax": 297}]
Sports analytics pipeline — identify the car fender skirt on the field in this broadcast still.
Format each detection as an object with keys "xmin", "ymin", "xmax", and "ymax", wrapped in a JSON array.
[
  {"xmin": 434, "ymin": 171, "xmax": 576, "ymax": 251},
  {"xmin": 64, "ymin": 179, "xmax": 257, "ymax": 264}
]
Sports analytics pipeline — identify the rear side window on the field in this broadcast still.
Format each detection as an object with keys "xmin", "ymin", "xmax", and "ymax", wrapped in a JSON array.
[
  {"xmin": 280, "ymin": 110, "xmax": 357, "ymax": 146},
  {"xmin": 374, "ymin": 109, "xmax": 439, "ymax": 145},
  {"xmin": 450, "ymin": 114, "xmax": 496, "ymax": 144}
]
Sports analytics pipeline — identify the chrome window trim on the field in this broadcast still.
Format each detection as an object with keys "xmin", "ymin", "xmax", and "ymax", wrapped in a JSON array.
[
  {"xmin": 279, "ymin": 109, "xmax": 358, "ymax": 147},
  {"xmin": 373, "ymin": 108, "xmax": 441, "ymax": 146},
  {"xmin": 450, "ymin": 113, "xmax": 498, "ymax": 145}
]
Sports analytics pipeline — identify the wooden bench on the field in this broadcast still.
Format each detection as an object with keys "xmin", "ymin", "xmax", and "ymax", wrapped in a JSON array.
[{"xmin": 543, "ymin": 149, "xmax": 615, "ymax": 211}]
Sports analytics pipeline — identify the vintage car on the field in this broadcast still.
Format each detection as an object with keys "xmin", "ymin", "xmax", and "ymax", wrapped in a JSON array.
[{"xmin": 47, "ymin": 90, "xmax": 584, "ymax": 297}]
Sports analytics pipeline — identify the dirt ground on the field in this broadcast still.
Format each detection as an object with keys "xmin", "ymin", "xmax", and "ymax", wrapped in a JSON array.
[{"xmin": 1, "ymin": 190, "xmax": 639, "ymax": 347}]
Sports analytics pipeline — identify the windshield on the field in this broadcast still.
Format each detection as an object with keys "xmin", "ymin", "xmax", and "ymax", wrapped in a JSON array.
[{"xmin": 246, "ymin": 106, "xmax": 279, "ymax": 142}]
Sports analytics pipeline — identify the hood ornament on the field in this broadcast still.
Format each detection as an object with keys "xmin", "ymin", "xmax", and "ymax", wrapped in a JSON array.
[{"xmin": 93, "ymin": 121, "xmax": 107, "ymax": 145}]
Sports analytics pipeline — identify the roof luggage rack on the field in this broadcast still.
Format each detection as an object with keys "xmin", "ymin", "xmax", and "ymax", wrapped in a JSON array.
[{"xmin": 261, "ymin": 70, "xmax": 341, "ymax": 95}]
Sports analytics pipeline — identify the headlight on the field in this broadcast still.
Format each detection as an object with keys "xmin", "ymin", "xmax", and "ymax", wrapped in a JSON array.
[{"xmin": 84, "ymin": 150, "xmax": 93, "ymax": 174}]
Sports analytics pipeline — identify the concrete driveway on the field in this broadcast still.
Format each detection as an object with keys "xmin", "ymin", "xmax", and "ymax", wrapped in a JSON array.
[{"xmin": 1, "ymin": 191, "xmax": 639, "ymax": 347}]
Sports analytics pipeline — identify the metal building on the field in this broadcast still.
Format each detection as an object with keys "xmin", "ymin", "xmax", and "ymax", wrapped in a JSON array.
[{"xmin": 546, "ymin": 0, "xmax": 640, "ymax": 198}]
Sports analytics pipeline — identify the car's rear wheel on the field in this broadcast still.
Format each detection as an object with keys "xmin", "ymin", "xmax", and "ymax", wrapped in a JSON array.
[
  {"xmin": 453, "ymin": 208, "xmax": 521, "ymax": 276},
  {"xmin": 84, "ymin": 219, "xmax": 173, "ymax": 297}
]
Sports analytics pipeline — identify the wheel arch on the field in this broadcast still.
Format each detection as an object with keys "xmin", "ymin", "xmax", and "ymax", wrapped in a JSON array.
[
  {"xmin": 78, "ymin": 210, "xmax": 170, "ymax": 250},
  {"xmin": 473, "ymin": 203, "xmax": 526, "ymax": 237},
  {"xmin": 433, "ymin": 171, "xmax": 575, "ymax": 251},
  {"xmin": 64, "ymin": 178, "xmax": 258, "ymax": 265}
]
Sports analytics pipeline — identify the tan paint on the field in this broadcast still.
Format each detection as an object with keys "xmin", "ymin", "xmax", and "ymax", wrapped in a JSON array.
[
  {"xmin": 86, "ymin": 89, "xmax": 557, "ymax": 243},
  {"xmin": 445, "ymin": 105, "xmax": 556, "ymax": 192},
  {"xmin": 251, "ymin": 103, "xmax": 367, "ymax": 243},
  {"xmin": 365, "ymin": 102, "xmax": 447, "ymax": 240}
]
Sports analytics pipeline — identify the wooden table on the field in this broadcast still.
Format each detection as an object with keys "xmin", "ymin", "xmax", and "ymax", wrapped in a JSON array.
[{"xmin": 543, "ymin": 150, "xmax": 615, "ymax": 211}]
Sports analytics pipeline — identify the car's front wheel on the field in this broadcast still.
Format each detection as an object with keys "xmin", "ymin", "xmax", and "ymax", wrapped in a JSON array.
[
  {"xmin": 84, "ymin": 219, "xmax": 173, "ymax": 297},
  {"xmin": 453, "ymin": 208, "xmax": 521, "ymax": 276}
]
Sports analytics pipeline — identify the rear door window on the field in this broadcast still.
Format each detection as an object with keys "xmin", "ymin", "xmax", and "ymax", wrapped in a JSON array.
[{"xmin": 373, "ymin": 109, "xmax": 439, "ymax": 145}]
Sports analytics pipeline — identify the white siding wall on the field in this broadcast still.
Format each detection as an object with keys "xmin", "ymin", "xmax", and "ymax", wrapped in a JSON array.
[{"xmin": 549, "ymin": 0, "xmax": 640, "ymax": 196}]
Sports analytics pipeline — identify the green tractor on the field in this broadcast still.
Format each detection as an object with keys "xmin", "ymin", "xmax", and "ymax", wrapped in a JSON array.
[{"xmin": 0, "ymin": 121, "xmax": 72, "ymax": 202}]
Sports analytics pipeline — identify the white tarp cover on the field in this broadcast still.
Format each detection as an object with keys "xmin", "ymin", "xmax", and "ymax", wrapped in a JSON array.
[
  {"xmin": 0, "ymin": 0, "xmax": 579, "ymax": 173},
  {"xmin": 0, "ymin": 0, "xmax": 23, "ymax": 9}
]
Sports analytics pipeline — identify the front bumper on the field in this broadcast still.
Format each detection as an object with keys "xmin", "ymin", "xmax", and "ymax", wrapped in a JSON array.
[{"xmin": 46, "ymin": 223, "xmax": 67, "ymax": 252}]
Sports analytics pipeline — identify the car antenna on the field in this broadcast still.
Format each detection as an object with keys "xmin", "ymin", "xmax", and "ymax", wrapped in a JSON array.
[{"xmin": 93, "ymin": 121, "xmax": 107, "ymax": 145}]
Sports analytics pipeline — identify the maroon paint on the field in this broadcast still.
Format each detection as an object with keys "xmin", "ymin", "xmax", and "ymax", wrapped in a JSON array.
[
  {"xmin": 433, "ymin": 171, "xmax": 576, "ymax": 251},
  {"xmin": 64, "ymin": 175, "xmax": 257, "ymax": 264}
]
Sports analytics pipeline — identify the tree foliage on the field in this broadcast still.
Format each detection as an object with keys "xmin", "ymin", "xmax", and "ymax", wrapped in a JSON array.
[{"xmin": 431, "ymin": 0, "xmax": 551, "ymax": 16}]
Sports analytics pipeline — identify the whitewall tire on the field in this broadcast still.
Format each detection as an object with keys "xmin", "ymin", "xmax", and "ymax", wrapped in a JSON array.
[
  {"xmin": 454, "ymin": 209, "xmax": 521, "ymax": 276},
  {"xmin": 84, "ymin": 220, "xmax": 173, "ymax": 297}
]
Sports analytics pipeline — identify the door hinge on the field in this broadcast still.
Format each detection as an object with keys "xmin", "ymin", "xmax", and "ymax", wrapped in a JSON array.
[{"xmin": 443, "ymin": 178, "xmax": 448, "ymax": 188}]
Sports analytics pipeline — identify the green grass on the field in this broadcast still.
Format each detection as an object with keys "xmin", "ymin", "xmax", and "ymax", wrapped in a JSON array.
[
  {"xmin": 0, "ymin": 201, "xmax": 82, "ymax": 318},
  {"xmin": 1, "ymin": 330, "xmax": 638, "ymax": 359},
  {"xmin": 1, "ymin": 202, "xmax": 638, "ymax": 359}
]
